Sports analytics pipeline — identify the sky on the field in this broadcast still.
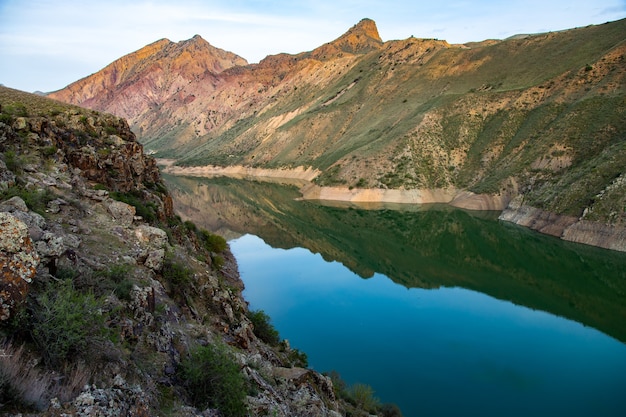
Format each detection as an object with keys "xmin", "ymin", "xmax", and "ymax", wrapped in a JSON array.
[{"xmin": 0, "ymin": 0, "xmax": 625, "ymax": 93}]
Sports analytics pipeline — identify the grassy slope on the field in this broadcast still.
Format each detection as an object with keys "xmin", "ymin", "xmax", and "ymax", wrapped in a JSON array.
[{"xmin": 173, "ymin": 19, "xmax": 625, "ymax": 221}]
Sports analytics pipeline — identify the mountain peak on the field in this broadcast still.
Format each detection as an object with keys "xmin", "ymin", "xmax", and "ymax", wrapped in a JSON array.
[
  {"xmin": 348, "ymin": 18, "xmax": 382, "ymax": 43},
  {"xmin": 309, "ymin": 18, "xmax": 383, "ymax": 59}
]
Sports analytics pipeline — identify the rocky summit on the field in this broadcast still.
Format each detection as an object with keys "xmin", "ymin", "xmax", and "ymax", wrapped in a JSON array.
[
  {"xmin": 0, "ymin": 86, "xmax": 384, "ymax": 416},
  {"xmin": 48, "ymin": 17, "xmax": 626, "ymax": 251}
]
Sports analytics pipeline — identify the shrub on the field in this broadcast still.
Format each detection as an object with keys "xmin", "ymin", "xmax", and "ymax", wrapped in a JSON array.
[
  {"xmin": 350, "ymin": 383, "xmax": 380, "ymax": 412},
  {"xmin": 4, "ymin": 150, "xmax": 23, "ymax": 174},
  {"xmin": 197, "ymin": 229, "xmax": 227, "ymax": 253},
  {"xmin": 30, "ymin": 279, "xmax": 106, "ymax": 367},
  {"xmin": 162, "ymin": 256, "xmax": 193, "ymax": 288},
  {"xmin": 94, "ymin": 264, "xmax": 134, "ymax": 301},
  {"xmin": 0, "ymin": 186, "xmax": 56, "ymax": 216},
  {"xmin": 287, "ymin": 347, "xmax": 308, "ymax": 368},
  {"xmin": 110, "ymin": 191, "xmax": 157, "ymax": 223},
  {"xmin": 183, "ymin": 220, "xmax": 197, "ymax": 232},
  {"xmin": 212, "ymin": 254, "xmax": 225, "ymax": 270},
  {"xmin": 179, "ymin": 342, "xmax": 247, "ymax": 416},
  {"xmin": 247, "ymin": 309, "xmax": 280, "ymax": 346}
]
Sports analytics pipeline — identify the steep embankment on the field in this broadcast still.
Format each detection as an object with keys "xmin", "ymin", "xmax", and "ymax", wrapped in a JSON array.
[
  {"xmin": 1, "ymin": 86, "xmax": 378, "ymax": 416},
  {"xmin": 49, "ymin": 18, "xmax": 626, "ymax": 251}
]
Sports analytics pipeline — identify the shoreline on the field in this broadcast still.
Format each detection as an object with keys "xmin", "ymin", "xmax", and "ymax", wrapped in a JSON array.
[{"xmin": 159, "ymin": 162, "xmax": 626, "ymax": 252}]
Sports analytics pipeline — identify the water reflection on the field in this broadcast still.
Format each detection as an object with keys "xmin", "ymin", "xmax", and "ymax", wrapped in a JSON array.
[
  {"xmin": 164, "ymin": 174, "xmax": 626, "ymax": 343},
  {"xmin": 231, "ymin": 234, "xmax": 626, "ymax": 417}
]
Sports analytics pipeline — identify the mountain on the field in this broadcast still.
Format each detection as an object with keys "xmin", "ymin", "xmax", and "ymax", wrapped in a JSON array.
[
  {"xmin": 0, "ymin": 86, "xmax": 376, "ymax": 416},
  {"xmin": 48, "ymin": 18, "xmax": 626, "ymax": 246},
  {"xmin": 49, "ymin": 35, "xmax": 247, "ymax": 123}
]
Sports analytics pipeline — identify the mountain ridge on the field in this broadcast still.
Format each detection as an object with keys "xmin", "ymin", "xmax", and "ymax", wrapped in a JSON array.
[{"xmin": 48, "ymin": 18, "xmax": 626, "ymax": 250}]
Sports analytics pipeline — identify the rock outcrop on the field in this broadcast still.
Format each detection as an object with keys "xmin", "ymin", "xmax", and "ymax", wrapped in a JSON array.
[
  {"xmin": 500, "ymin": 196, "xmax": 626, "ymax": 252},
  {"xmin": 0, "ymin": 211, "xmax": 39, "ymax": 321},
  {"xmin": 1, "ymin": 86, "xmax": 368, "ymax": 416}
]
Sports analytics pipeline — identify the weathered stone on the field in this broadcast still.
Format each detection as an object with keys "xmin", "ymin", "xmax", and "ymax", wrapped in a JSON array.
[
  {"xmin": 273, "ymin": 366, "xmax": 309, "ymax": 382},
  {"xmin": 13, "ymin": 117, "xmax": 27, "ymax": 130},
  {"xmin": 0, "ymin": 212, "xmax": 39, "ymax": 320},
  {"xmin": 144, "ymin": 248, "xmax": 165, "ymax": 271},
  {"xmin": 83, "ymin": 188, "xmax": 109, "ymax": 201},
  {"xmin": 35, "ymin": 232, "xmax": 66, "ymax": 259},
  {"xmin": 0, "ymin": 159, "xmax": 16, "ymax": 191},
  {"xmin": 134, "ymin": 225, "xmax": 168, "ymax": 249},
  {"xmin": 105, "ymin": 199, "xmax": 136, "ymax": 227},
  {"xmin": 0, "ymin": 195, "xmax": 29, "ymax": 213}
]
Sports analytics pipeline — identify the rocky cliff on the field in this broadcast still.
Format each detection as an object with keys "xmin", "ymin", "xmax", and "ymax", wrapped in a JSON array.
[
  {"xmin": 48, "ymin": 18, "xmax": 626, "ymax": 251},
  {"xmin": 0, "ymin": 87, "xmax": 384, "ymax": 416}
]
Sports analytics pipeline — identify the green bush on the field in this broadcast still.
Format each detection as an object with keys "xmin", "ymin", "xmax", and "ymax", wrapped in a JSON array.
[
  {"xmin": 287, "ymin": 347, "xmax": 308, "ymax": 368},
  {"xmin": 95, "ymin": 264, "xmax": 134, "ymax": 301},
  {"xmin": 350, "ymin": 383, "xmax": 380, "ymax": 412},
  {"xmin": 197, "ymin": 229, "xmax": 227, "ymax": 253},
  {"xmin": 179, "ymin": 342, "xmax": 247, "ymax": 416},
  {"xmin": 0, "ymin": 186, "xmax": 56, "ymax": 216},
  {"xmin": 110, "ymin": 191, "xmax": 157, "ymax": 223},
  {"xmin": 247, "ymin": 309, "xmax": 280, "ymax": 346},
  {"xmin": 30, "ymin": 280, "xmax": 105, "ymax": 367},
  {"xmin": 162, "ymin": 256, "xmax": 193, "ymax": 288}
]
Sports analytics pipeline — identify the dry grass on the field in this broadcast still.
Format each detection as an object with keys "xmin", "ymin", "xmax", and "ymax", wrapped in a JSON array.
[
  {"xmin": 0, "ymin": 340, "xmax": 92, "ymax": 410},
  {"xmin": 0, "ymin": 341, "xmax": 53, "ymax": 410}
]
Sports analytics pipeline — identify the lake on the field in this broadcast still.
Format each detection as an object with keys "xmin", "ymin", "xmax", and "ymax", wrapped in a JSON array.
[{"xmin": 164, "ymin": 175, "xmax": 626, "ymax": 417}]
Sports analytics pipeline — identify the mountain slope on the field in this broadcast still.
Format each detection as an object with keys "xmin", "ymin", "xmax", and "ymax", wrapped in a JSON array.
[
  {"xmin": 0, "ymin": 86, "xmax": 376, "ymax": 416},
  {"xmin": 49, "ymin": 18, "xmax": 626, "ymax": 232},
  {"xmin": 49, "ymin": 35, "xmax": 247, "ymax": 121}
]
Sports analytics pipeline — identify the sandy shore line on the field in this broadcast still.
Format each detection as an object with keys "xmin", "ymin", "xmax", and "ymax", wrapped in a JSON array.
[
  {"xmin": 159, "ymin": 162, "xmax": 319, "ymax": 186},
  {"xmin": 158, "ymin": 162, "xmax": 626, "ymax": 251},
  {"xmin": 158, "ymin": 162, "xmax": 511, "ymax": 210}
]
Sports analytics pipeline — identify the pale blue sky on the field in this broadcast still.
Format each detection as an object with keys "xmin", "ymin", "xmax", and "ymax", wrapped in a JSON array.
[{"xmin": 0, "ymin": 0, "xmax": 624, "ymax": 93}]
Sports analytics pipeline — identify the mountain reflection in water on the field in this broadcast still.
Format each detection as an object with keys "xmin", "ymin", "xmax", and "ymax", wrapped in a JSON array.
[
  {"xmin": 165, "ymin": 175, "xmax": 626, "ymax": 415},
  {"xmin": 164, "ymin": 174, "xmax": 626, "ymax": 344}
]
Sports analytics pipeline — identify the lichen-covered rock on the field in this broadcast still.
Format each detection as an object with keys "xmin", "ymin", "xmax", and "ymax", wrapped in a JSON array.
[
  {"xmin": 144, "ymin": 248, "xmax": 165, "ymax": 270},
  {"xmin": 0, "ymin": 159, "xmax": 16, "ymax": 191},
  {"xmin": 134, "ymin": 225, "xmax": 168, "ymax": 249},
  {"xmin": 106, "ymin": 199, "xmax": 136, "ymax": 227},
  {"xmin": 0, "ymin": 212, "xmax": 40, "ymax": 320}
]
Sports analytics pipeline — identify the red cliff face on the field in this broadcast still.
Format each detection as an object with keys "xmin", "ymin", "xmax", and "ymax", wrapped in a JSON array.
[{"xmin": 48, "ymin": 35, "xmax": 248, "ymax": 121}]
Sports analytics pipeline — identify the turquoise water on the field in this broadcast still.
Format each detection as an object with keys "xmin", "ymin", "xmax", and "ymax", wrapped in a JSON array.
[
  {"xmin": 232, "ymin": 234, "xmax": 626, "ymax": 417},
  {"xmin": 163, "ymin": 175, "xmax": 626, "ymax": 416}
]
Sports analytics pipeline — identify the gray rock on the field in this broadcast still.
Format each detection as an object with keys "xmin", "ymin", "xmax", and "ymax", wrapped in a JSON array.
[
  {"xmin": 134, "ymin": 225, "xmax": 168, "ymax": 249},
  {"xmin": 144, "ymin": 248, "xmax": 165, "ymax": 271},
  {"xmin": 105, "ymin": 199, "xmax": 136, "ymax": 227},
  {"xmin": 0, "ymin": 212, "xmax": 40, "ymax": 320}
]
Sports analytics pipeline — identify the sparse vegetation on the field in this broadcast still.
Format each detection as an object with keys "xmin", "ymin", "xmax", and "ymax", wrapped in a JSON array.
[
  {"xmin": 179, "ymin": 342, "xmax": 248, "ymax": 417},
  {"xmin": 30, "ymin": 279, "xmax": 107, "ymax": 367},
  {"xmin": 0, "ymin": 186, "xmax": 57, "ymax": 216},
  {"xmin": 248, "ymin": 309, "xmax": 280, "ymax": 346}
]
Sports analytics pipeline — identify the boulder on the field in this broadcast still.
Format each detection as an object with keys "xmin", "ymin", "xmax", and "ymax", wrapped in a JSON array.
[
  {"xmin": 134, "ymin": 225, "xmax": 168, "ymax": 249},
  {"xmin": 144, "ymin": 248, "xmax": 165, "ymax": 271},
  {"xmin": 105, "ymin": 199, "xmax": 136, "ymax": 227},
  {"xmin": 0, "ymin": 212, "xmax": 40, "ymax": 320}
]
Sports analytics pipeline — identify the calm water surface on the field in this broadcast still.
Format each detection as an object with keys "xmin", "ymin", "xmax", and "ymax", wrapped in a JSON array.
[
  {"xmin": 164, "ymin": 176, "xmax": 626, "ymax": 417},
  {"xmin": 231, "ymin": 234, "xmax": 626, "ymax": 417}
]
